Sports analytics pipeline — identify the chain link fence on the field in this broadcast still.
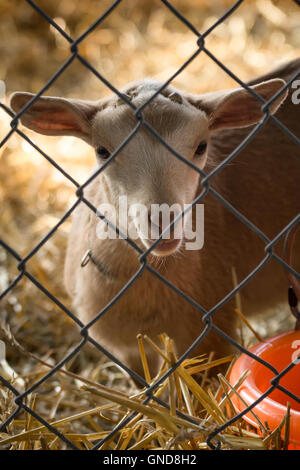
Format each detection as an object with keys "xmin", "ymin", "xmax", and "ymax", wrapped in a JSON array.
[{"xmin": 0, "ymin": 0, "xmax": 300, "ymax": 450}]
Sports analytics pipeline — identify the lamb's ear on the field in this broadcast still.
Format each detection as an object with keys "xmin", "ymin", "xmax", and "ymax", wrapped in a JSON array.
[
  {"xmin": 9, "ymin": 92, "xmax": 99, "ymax": 143},
  {"xmin": 191, "ymin": 78, "xmax": 288, "ymax": 131}
]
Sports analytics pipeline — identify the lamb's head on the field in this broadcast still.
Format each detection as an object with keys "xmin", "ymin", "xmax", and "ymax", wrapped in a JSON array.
[{"xmin": 10, "ymin": 77, "xmax": 287, "ymax": 256}]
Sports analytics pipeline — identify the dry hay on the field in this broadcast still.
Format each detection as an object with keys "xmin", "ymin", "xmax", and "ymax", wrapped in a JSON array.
[{"xmin": 0, "ymin": 325, "xmax": 293, "ymax": 450}]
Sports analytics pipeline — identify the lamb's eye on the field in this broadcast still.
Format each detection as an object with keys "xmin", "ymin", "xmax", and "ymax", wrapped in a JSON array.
[
  {"xmin": 195, "ymin": 140, "xmax": 207, "ymax": 156},
  {"xmin": 96, "ymin": 146, "xmax": 110, "ymax": 159}
]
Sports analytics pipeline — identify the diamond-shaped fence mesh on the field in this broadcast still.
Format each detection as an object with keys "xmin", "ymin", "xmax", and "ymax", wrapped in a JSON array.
[{"xmin": 0, "ymin": 0, "xmax": 300, "ymax": 451}]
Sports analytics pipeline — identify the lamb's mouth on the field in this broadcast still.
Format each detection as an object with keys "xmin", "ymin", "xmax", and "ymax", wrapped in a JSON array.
[{"xmin": 144, "ymin": 237, "xmax": 182, "ymax": 256}]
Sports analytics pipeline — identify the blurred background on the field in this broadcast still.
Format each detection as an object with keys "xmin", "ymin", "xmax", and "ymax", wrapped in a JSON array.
[{"xmin": 0, "ymin": 0, "xmax": 299, "ymax": 443}]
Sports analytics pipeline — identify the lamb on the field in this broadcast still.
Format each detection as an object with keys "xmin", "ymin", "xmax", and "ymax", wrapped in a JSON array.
[{"xmin": 10, "ymin": 58, "xmax": 300, "ymax": 381}]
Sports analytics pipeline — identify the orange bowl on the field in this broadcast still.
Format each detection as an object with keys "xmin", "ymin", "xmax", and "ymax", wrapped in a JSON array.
[{"xmin": 229, "ymin": 330, "xmax": 300, "ymax": 448}]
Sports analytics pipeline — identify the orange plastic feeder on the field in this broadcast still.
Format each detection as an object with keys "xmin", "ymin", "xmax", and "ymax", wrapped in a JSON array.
[{"xmin": 229, "ymin": 329, "xmax": 300, "ymax": 449}]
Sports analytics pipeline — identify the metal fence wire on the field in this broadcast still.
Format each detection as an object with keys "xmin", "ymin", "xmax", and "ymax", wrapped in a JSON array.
[{"xmin": 0, "ymin": 0, "xmax": 300, "ymax": 451}]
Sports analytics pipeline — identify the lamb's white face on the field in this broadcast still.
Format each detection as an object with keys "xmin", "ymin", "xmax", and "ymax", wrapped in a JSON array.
[
  {"xmin": 10, "ymin": 76, "xmax": 287, "ymax": 256},
  {"xmin": 92, "ymin": 81, "xmax": 209, "ymax": 256}
]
